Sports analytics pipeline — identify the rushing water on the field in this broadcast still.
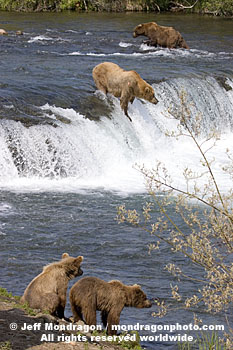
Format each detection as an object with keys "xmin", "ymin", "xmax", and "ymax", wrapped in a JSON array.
[{"xmin": 0, "ymin": 11, "xmax": 233, "ymax": 349}]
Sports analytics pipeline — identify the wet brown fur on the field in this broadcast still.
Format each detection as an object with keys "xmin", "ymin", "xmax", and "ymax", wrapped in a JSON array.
[
  {"xmin": 133, "ymin": 22, "xmax": 189, "ymax": 49},
  {"xmin": 69, "ymin": 276, "xmax": 152, "ymax": 335},
  {"xmin": 92, "ymin": 62, "xmax": 158, "ymax": 122}
]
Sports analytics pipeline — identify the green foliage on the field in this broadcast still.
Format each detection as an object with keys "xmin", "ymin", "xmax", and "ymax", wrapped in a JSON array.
[
  {"xmin": 178, "ymin": 331, "xmax": 226, "ymax": 350},
  {"xmin": 0, "ymin": 0, "xmax": 232, "ymax": 14},
  {"xmin": 117, "ymin": 92, "xmax": 233, "ymax": 349},
  {"xmin": 0, "ymin": 287, "xmax": 14, "ymax": 298},
  {"xmin": 0, "ymin": 287, "xmax": 39, "ymax": 316},
  {"xmin": 201, "ymin": 0, "xmax": 233, "ymax": 16},
  {"xmin": 0, "ymin": 342, "xmax": 12, "ymax": 350},
  {"xmin": 111, "ymin": 331, "xmax": 142, "ymax": 350},
  {"xmin": 0, "ymin": 0, "xmax": 55, "ymax": 11}
]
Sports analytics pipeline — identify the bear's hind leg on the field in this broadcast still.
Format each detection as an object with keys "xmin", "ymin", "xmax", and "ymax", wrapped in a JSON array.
[
  {"xmin": 84, "ymin": 308, "xmax": 97, "ymax": 327},
  {"xmin": 101, "ymin": 310, "xmax": 108, "ymax": 328},
  {"xmin": 40, "ymin": 293, "xmax": 61, "ymax": 316},
  {"xmin": 106, "ymin": 311, "xmax": 121, "ymax": 336},
  {"xmin": 71, "ymin": 303, "xmax": 84, "ymax": 323}
]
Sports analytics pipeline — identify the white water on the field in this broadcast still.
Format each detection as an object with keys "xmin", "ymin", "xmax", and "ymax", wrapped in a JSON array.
[
  {"xmin": 66, "ymin": 48, "xmax": 233, "ymax": 60},
  {"xmin": 0, "ymin": 78, "xmax": 232, "ymax": 194}
]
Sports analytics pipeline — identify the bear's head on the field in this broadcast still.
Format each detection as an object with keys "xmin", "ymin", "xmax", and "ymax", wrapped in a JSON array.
[
  {"xmin": 133, "ymin": 24, "xmax": 146, "ymax": 38},
  {"xmin": 62, "ymin": 253, "xmax": 84, "ymax": 279},
  {"xmin": 128, "ymin": 284, "xmax": 152, "ymax": 308},
  {"xmin": 133, "ymin": 22, "xmax": 157, "ymax": 38},
  {"xmin": 144, "ymin": 86, "xmax": 158, "ymax": 105}
]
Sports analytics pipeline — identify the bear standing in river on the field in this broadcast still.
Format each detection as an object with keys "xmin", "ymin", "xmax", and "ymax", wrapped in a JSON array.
[
  {"xmin": 92, "ymin": 62, "xmax": 158, "ymax": 122},
  {"xmin": 70, "ymin": 276, "xmax": 152, "ymax": 335},
  {"xmin": 133, "ymin": 22, "xmax": 189, "ymax": 49},
  {"xmin": 21, "ymin": 253, "xmax": 83, "ymax": 318}
]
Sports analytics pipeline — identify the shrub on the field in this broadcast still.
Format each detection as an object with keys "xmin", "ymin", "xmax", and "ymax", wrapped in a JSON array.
[{"xmin": 117, "ymin": 93, "xmax": 233, "ymax": 349}]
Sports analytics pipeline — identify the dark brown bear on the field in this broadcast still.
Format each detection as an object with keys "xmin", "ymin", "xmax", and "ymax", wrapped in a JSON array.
[
  {"xmin": 21, "ymin": 253, "xmax": 83, "ymax": 318},
  {"xmin": 69, "ymin": 276, "xmax": 152, "ymax": 335},
  {"xmin": 93, "ymin": 61, "xmax": 158, "ymax": 122},
  {"xmin": 133, "ymin": 22, "xmax": 189, "ymax": 49}
]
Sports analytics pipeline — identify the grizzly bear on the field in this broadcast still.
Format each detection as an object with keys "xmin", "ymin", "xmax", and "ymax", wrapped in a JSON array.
[
  {"xmin": 92, "ymin": 62, "xmax": 158, "ymax": 122},
  {"xmin": 0, "ymin": 29, "xmax": 8, "ymax": 35},
  {"xmin": 133, "ymin": 22, "xmax": 189, "ymax": 49},
  {"xmin": 69, "ymin": 277, "xmax": 152, "ymax": 335},
  {"xmin": 21, "ymin": 253, "xmax": 83, "ymax": 318}
]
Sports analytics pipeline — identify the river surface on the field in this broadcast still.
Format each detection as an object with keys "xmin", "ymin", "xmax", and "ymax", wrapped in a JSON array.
[{"xmin": 0, "ymin": 11, "xmax": 233, "ymax": 349}]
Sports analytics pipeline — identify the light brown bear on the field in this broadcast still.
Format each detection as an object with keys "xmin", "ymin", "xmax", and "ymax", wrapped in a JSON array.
[
  {"xmin": 0, "ymin": 29, "xmax": 8, "ymax": 35},
  {"xmin": 21, "ymin": 253, "xmax": 83, "ymax": 318},
  {"xmin": 133, "ymin": 22, "xmax": 189, "ymax": 49},
  {"xmin": 69, "ymin": 276, "xmax": 152, "ymax": 335},
  {"xmin": 92, "ymin": 62, "xmax": 158, "ymax": 122}
]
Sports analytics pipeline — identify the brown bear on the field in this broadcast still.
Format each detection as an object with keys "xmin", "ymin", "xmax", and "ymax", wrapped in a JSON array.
[
  {"xmin": 69, "ymin": 276, "xmax": 152, "ymax": 335},
  {"xmin": 92, "ymin": 62, "xmax": 158, "ymax": 122},
  {"xmin": 21, "ymin": 253, "xmax": 83, "ymax": 318},
  {"xmin": 0, "ymin": 29, "xmax": 8, "ymax": 35},
  {"xmin": 133, "ymin": 22, "xmax": 189, "ymax": 49}
]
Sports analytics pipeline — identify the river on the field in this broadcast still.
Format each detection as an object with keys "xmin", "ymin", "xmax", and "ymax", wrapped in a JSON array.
[{"xmin": 0, "ymin": 11, "xmax": 233, "ymax": 349}]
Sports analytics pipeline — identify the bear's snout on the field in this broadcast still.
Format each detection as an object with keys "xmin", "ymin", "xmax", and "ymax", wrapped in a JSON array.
[
  {"xmin": 78, "ymin": 268, "xmax": 83, "ymax": 276},
  {"xmin": 152, "ymin": 97, "xmax": 159, "ymax": 105},
  {"xmin": 133, "ymin": 32, "xmax": 137, "ymax": 38},
  {"xmin": 144, "ymin": 299, "xmax": 152, "ymax": 308}
]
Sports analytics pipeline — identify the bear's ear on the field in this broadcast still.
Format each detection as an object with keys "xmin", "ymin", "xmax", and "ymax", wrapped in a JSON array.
[
  {"xmin": 75, "ymin": 256, "xmax": 84, "ymax": 263},
  {"xmin": 133, "ymin": 284, "xmax": 141, "ymax": 289},
  {"xmin": 137, "ymin": 24, "xmax": 143, "ymax": 28},
  {"xmin": 62, "ymin": 253, "xmax": 70, "ymax": 259}
]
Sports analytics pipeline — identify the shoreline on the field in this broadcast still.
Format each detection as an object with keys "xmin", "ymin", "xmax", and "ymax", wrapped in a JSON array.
[
  {"xmin": 0, "ymin": 290, "xmax": 141, "ymax": 350},
  {"xmin": 0, "ymin": 1, "xmax": 232, "ymax": 17}
]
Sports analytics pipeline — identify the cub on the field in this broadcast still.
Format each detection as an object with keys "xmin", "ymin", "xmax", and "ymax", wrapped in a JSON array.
[
  {"xmin": 21, "ymin": 253, "xmax": 83, "ymax": 318},
  {"xmin": 70, "ymin": 276, "xmax": 152, "ymax": 335}
]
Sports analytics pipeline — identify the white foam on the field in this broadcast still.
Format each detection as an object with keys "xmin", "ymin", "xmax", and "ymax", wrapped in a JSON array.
[
  {"xmin": 0, "ymin": 77, "xmax": 232, "ymax": 195},
  {"xmin": 28, "ymin": 35, "xmax": 54, "ymax": 43},
  {"xmin": 0, "ymin": 203, "xmax": 12, "ymax": 213},
  {"xmin": 28, "ymin": 35, "xmax": 71, "ymax": 44},
  {"xmin": 62, "ymin": 49, "xmax": 233, "ymax": 60},
  {"xmin": 119, "ymin": 42, "xmax": 133, "ymax": 48}
]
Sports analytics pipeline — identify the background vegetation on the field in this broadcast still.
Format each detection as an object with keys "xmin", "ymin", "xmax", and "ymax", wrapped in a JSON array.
[{"xmin": 0, "ymin": 0, "xmax": 232, "ymax": 16}]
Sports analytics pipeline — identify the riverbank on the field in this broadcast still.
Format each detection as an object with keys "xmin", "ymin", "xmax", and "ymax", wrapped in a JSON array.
[
  {"xmin": 0, "ymin": 289, "xmax": 139, "ymax": 350},
  {"xmin": 0, "ymin": 0, "xmax": 232, "ymax": 17}
]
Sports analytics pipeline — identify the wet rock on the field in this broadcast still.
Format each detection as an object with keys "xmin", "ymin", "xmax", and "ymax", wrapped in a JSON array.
[{"xmin": 216, "ymin": 76, "xmax": 232, "ymax": 91}]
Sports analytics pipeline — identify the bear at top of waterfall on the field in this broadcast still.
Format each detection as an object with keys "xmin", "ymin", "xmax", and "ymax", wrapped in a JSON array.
[
  {"xmin": 69, "ymin": 276, "xmax": 152, "ymax": 335},
  {"xmin": 133, "ymin": 22, "xmax": 189, "ymax": 49},
  {"xmin": 21, "ymin": 253, "xmax": 84, "ymax": 318},
  {"xmin": 92, "ymin": 61, "xmax": 158, "ymax": 122}
]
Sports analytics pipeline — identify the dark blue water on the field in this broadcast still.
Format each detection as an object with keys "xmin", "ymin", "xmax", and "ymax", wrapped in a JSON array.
[{"xmin": 0, "ymin": 11, "xmax": 233, "ymax": 349}]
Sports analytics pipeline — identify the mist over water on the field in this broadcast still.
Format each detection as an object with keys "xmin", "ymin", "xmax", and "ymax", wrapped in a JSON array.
[{"xmin": 0, "ymin": 11, "xmax": 233, "ymax": 349}]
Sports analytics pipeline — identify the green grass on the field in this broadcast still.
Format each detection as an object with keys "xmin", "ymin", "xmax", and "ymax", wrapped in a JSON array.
[
  {"xmin": 178, "ymin": 331, "xmax": 226, "ymax": 350},
  {"xmin": 0, "ymin": 287, "xmax": 38, "ymax": 316},
  {"xmin": 111, "ymin": 331, "xmax": 142, "ymax": 350},
  {"xmin": 0, "ymin": 342, "xmax": 12, "ymax": 350}
]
